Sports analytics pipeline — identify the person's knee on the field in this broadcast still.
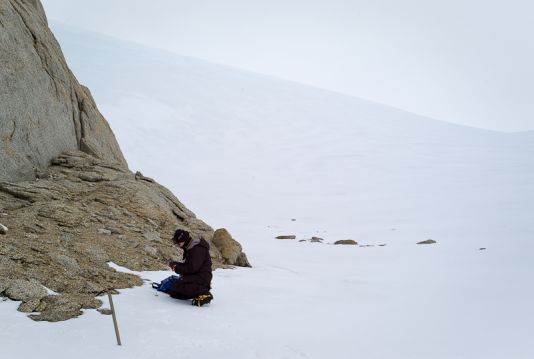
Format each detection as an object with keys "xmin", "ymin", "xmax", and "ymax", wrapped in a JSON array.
[
  {"xmin": 169, "ymin": 291, "xmax": 191, "ymax": 300},
  {"xmin": 169, "ymin": 283, "xmax": 196, "ymax": 299}
]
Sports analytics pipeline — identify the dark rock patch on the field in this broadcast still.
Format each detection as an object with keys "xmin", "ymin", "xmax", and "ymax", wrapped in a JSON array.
[
  {"xmin": 334, "ymin": 240, "xmax": 358, "ymax": 245},
  {"xmin": 276, "ymin": 235, "xmax": 296, "ymax": 240},
  {"xmin": 97, "ymin": 308, "xmax": 113, "ymax": 315},
  {"xmin": 417, "ymin": 239, "xmax": 437, "ymax": 245}
]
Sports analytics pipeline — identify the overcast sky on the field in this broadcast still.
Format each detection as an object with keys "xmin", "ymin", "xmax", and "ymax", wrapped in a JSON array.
[{"xmin": 41, "ymin": 0, "xmax": 534, "ymax": 132}]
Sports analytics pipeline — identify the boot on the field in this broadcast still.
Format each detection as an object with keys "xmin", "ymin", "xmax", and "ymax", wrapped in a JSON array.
[{"xmin": 191, "ymin": 292, "xmax": 213, "ymax": 307}]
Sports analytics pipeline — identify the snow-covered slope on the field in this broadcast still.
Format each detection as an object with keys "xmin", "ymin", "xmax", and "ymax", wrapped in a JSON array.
[
  {"xmin": 52, "ymin": 24, "xmax": 533, "ymax": 247},
  {"xmin": 2, "ymin": 22, "xmax": 533, "ymax": 359}
]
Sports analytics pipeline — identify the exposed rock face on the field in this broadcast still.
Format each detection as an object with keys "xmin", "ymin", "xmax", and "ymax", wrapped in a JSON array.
[
  {"xmin": 0, "ymin": 0, "xmax": 127, "ymax": 182},
  {"xmin": 0, "ymin": 0, "xmax": 251, "ymax": 321},
  {"xmin": 0, "ymin": 151, "xmax": 250, "ymax": 321}
]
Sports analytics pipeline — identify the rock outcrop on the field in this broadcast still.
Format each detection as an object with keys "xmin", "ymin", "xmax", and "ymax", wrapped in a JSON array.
[
  {"xmin": 0, "ymin": 0, "xmax": 251, "ymax": 321},
  {"xmin": 0, "ymin": 0, "xmax": 127, "ymax": 182},
  {"xmin": 0, "ymin": 151, "xmax": 250, "ymax": 320}
]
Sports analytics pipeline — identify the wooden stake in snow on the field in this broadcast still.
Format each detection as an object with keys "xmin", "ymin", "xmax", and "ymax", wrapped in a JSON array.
[{"xmin": 107, "ymin": 290, "xmax": 122, "ymax": 346}]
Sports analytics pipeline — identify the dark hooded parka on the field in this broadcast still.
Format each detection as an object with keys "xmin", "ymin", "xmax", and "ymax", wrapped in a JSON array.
[{"xmin": 168, "ymin": 235, "xmax": 213, "ymax": 300}]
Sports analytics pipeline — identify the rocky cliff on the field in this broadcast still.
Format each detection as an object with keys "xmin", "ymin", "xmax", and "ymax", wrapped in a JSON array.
[
  {"xmin": 0, "ymin": 0, "xmax": 126, "ymax": 181},
  {"xmin": 0, "ymin": 0, "xmax": 250, "ymax": 321}
]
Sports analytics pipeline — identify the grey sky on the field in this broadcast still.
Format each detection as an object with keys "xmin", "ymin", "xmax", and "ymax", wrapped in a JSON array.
[{"xmin": 41, "ymin": 0, "xmax": 534, "ymax": 132}]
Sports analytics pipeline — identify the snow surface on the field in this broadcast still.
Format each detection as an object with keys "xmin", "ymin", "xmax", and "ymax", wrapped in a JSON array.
[{"xmin": 2, "ymin": 23, "xmax": 533, "ymax": 359}]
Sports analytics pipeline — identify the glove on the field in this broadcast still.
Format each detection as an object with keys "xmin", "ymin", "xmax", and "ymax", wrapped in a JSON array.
[{"xmin": 168, "ymin": 261, "xmax": 178, "ymax": 271}]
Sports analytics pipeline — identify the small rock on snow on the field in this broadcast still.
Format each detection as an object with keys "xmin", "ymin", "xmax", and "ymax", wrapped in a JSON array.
[
  {"xmin": 276, "ymin": 235, "xmax": 296, "ymax": 240},
  {"xmin": 97, "ymin": 308, "xmax": 113, "ymax": 315},
  {"xmin": 417, "ymin": 239, "xmax": 437, "ymax": 245},
  {"xmin": 334, "ymin": 239, "xmax": 358, "ymax": 245}
]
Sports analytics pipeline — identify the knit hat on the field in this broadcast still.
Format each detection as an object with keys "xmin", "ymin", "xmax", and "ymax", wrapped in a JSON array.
[{"xmin": 172, "ymin": 229, "xmax": 191, "ymax": 246}]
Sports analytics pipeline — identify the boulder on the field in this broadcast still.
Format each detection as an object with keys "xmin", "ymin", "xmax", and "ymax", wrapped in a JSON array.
[
  {"xmin": 98, "ymin": 308, "xmax": 113, "ymax": 315},
  {"xmin": 5, "ymin": 279, "xmax": 48, "ymax": 302},
  {"xmin": 334, "ymin": 240, "xmax": 358, "ymax": 245},
  {"xmin": 212, "ymin": 228, "xmax": 251, "ymax": 267},
  {"xmin": 29, "ymin": 294, "xmax": 102, "ymax": 322}
]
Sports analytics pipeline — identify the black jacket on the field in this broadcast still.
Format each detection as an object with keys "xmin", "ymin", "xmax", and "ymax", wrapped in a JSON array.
[{"xmin": 172, "ymin": 238, "xmax": 212, "ymax": 288}]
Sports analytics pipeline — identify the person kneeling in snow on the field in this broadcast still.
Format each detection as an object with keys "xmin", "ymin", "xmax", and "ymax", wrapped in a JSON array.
[{"xmin": 168, "ymin": 229, "xmax": 213, "ymax": 306}]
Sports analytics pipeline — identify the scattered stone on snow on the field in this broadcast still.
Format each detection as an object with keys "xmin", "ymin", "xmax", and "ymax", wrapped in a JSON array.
[
  {"xmin": 379, "ymin": 244, "xmax": 387, "ymax": 247},
  {"xmin": 276, "ymin": 235, "xmax": 296, "ymax": 240},
  {"xmin": 334, "ymin": 239, "xmax": 358, "ymax": 245},
  {"xmin": 298, "ymin": 237, "xmax": 324, "ymax": 244},
  {"xmin": 417, "ymin": 239, "xmax": 437, "ymax": 245},
  {"xmin": 479, "ymin": 247, "xmax": 487, "ymax": 251},
  {"xmin": 98, "ymin": 308, "xmax": 113, "ymax": 315}
]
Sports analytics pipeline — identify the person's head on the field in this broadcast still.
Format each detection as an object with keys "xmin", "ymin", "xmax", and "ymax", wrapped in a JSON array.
[{"xmin": 172, "ymin": 229, "xmax": 191, "ymax": 248}]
